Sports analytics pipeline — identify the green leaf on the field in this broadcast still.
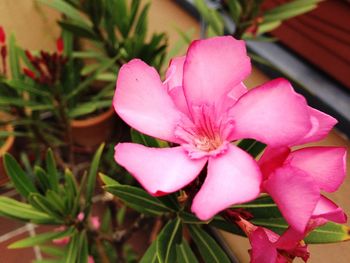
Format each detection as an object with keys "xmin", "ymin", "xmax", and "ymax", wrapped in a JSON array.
[
  {"xmin": 156, "ymin": 218, "xmax": 182, "ymax": 263},
  {"xmin": 99, "ymin": 173, "xmax": 119, "ymax": 186},
  {"xmin": 68, "ymin": 100, "xmax": 111, "ymax": 118},
  {"xmin": 264, "ymin": 0, "xmax": 320, "ymax": 23},
  {"xmin": 45, "ymin": 149, "xmax": 59, "ymax": 192},
  {"xmin": 39, "ymin": 245, "xmax": 64, "ymax": 257},
  {"xmin": 9, "ymin": 228, "xmax": 73, "ymax": 248},
  {"xmin": 140, "ymin": 241, "xmax": 158, "ymax": 263},
  {"xmin": 85, "ymin": 143, "xmax": 104, "ymax": 203},
  {"xmin": 131, "ymin": 129, "xmax": 168, "ymax": 148},
  {"xmin": 305, "ymin": 223, "xmax": 350, "ymax": 244},
  {"xmin": 233, "ymin": 195, "xmax": 281, "ymax": 219},
  {"xmin": 188, "ymin": 225, "xmax": 230, "ymax": 263},
  {"xmin": 257, "ymin": 21, "xmax": 282, "ymax": 34},
  {"xmin": 227, "ymin": 0, "xmax": 242, "ymax": 24},
  {"xmin": 105, "ymin": 184, "xmax": 171, "ymax": 216},
  {"xmin": 179, "ymin": 211, "xmax": 208, "ymax": 225},
  {"xmin": 4, "ymin": 153, "xmax": 37, "ymax": 198},
  {"xmin": 0, "ymin": 196, "xmax": 53, "ymax": 222},
  {"xmin": 5, "ymin": 79, "xmax": 51, "ymax": 97},
  {"xmin": 58, "ymin": 20, "xmax": 97, "ymax": 40},
  {"xmin": 63, "ymin": 230, "xmax": 79, "ymax": 263},
  {"xmin": 28, "ymin": 193, "xmax": 63, "ymax": 218},
  {"xmin": 37, "ymin": 0, "xmax": 89, "ymax": 25},
  {"xmin": 209, "ymin": 217, "xmax": 244, "ymax": 236},
  {"xmin": 8, "ymin": 34, "xmax": 20, "ymax": 80},
  {"xmin": 176, "ymin": 240, "xmax": 198, "ymax": 263},
  {"xmin": 35, "ymin": 166, "xmax": 51, "ymax": 192},
  {"xmin": 237, "ymin": 139, "xmax": 266, "ymax": 158}
]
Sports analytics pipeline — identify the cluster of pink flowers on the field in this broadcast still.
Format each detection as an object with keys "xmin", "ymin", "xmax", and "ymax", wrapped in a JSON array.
[{"xmin": 112, "ymin": 36, "xmax": 347, "ymax": 262}]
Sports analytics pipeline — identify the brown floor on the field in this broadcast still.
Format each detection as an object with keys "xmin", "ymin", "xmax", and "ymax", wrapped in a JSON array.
[{"xmin": 0, "ymin": 0, "xmax": 349, "ymax": 262}]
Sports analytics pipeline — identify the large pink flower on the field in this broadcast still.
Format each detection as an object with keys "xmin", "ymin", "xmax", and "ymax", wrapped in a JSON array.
[
  {"xmin": 114, "ymin": 36, "xmax": 318, "ymax": 220},
  {"xmin": 259, "ymin": 146, "xmax": 347, "ymax": 232}
]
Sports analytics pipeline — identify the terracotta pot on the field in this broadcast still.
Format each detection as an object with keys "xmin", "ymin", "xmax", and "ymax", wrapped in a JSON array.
[
  {"xmin": 71, "ymin": 107, "xmax": 116, "ymax": 149},
  {"xmin": 0, "ymin": 124, "xmax": 15, "ymax": 185}
]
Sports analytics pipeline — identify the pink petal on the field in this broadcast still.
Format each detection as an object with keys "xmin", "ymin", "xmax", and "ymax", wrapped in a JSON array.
[
  {"xmin": 229, "ymin": 78, "xmax": 311, "ymax": 146},
  {"xmin": 191, "ymin": 144, "xmax": 261, "ymax": 220},
  {"xmin": 164, "ymin": 56, "xmax": 185, "ymax": 91},
  {"xmin": 115, "ymin": 143, "xmax": 207, "ymax": 195},
  {"xmin": 295, "ymin": 107, "xmax": 337, "ymax": 145},
  {"xmin": 114, "ymin": 59, "xmax": 182, "ymax": 143},
  {"xmin": 218, "ymin": 82, "xmax": 248, "ymax": 114},
  {"xmin": 183, "ymin": 36, "xmax": 251, "ymax": 109},
  {"xmin": 250, "ymin": 227, "xmax": 278, "ymax": 263},
  {"xmin": 263, "ymin": 166, "xmax": 320, "ymax": 233},
  {"xmin": 258, "ymin": 146, "xmax": 291, "ymax": 180},
  {"xmin": 168, "ymin": 86, "xmax": 190, "ymax": 116},
  {"xmin": 287, "ymin": 147, "xmax": 346, "ymax": 192},
  {"xmin": 312, "ymin": 196, "xmax": 347, "ymax": 224}
]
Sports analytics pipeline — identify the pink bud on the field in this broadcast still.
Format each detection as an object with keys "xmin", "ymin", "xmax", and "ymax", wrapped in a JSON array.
[
  {"xmin": 91, "ymin": 216, "xmax": 101, "ymax": 230},
  {"xmin": 0, "ymin": 26, "xmax": 5, "ymax": 44},
  {"xmin": 88, "ymin": 256, "xmax": 95, "ymax": 263},
  {"xmin": 77, "ymin": 212, "xmax": 85, "ymax": 221},
  {"xmin": 23, "ymin": 68, "xmax": 36, "ymax": 79},
  {"xmin": 56, "ymin": 37, "xmax": 64, "ymax": 54}
]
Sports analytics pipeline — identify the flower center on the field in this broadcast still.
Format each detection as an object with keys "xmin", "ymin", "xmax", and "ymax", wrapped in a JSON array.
[{"xmin": 175, "ymin": 105, "xmax": 235, "ymax": 158}]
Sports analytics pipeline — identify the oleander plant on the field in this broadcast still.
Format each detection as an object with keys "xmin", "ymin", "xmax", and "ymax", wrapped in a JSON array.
[{"xmin": 0, "ymin": 35, "xmax": 349, "ymax": 263}]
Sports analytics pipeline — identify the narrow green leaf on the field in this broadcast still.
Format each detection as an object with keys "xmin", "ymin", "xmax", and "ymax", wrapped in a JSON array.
[
  {"xmin": 140, "ymin": 241, "xmax": 158, "ymax": 263},
  {"xmin": 8, "ymin": 34, "xmax": 20, "ymax": 80},
  {"xmin": 45, "ymin": 149, "xmax": 59, "ymax": 192},
  {"xmin": 99, "ymin": 173, "xmax": 119, "ymax": 186},
  {"xmin": 34, "ymin": 166, "xmax": 51, "ymax": 192},
  {"xmin": 39, "ymin": 245, "xmax": 64, "ymax": 257},
  {"xmin": 264, "ymin": 4, "xmax": 318, "ymax": 23},
  {"xmin": 188, "ymin": 225, "xmax": 230, "ymax": 263},
  {"xmin": 4, "ymin": 153, "xmax": 37, "ymax": 198},
  {"xmin": 86, "ymin": 144, "xmax": 104, "ymax": 203},
  {"xmin": 131, "ymin": 129, "xmax": 168, "ymax": 148},
  {"xmin": 0, "ymin": 196, "xmax": 53, "ymax": 222},
  {"xmin": 64, "ymin": 231, "xmax": 79, "ymax": 263},
  {"xmin": 176, "ymin": 240, "xmax": 198, "ymax": 263},
  {"xmin": 58, "ymin": 20, "xmax": 97, "ymax": 40},
  {"xmin": 156, "ymin": 218, "xmax": 182, "ymax": 263},
  {"xmin": 37, "ymin": 0, "xmax": 89, "ymax": 25},
  {"xmin": 306, "ymin": 223, "xmax": 350, "ymax": 244},
  {"xmin": 105, "ymin": 185, "xmax": 171, "ymax": 216},
  {"xmin": 9, "ymin": 228, "xmax": 73, "ymax": 248},
  {"xmin": 6, "ymin": 79, "xmax": 51, "ymax": 96}
]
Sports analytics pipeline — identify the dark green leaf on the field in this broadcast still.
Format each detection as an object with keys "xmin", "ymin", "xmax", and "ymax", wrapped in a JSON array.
[
  {"xmin": 188, "ymin": 225, "xmax": 230, "ymax": 263},
  {"xmin": 86, "ymin": 143, "xmax": 104, "ymax": 203},
  {"xmin": 45, "ymin": 149, "xmax": 59, "ymax": 192},
  {"xmin": 140, "ymin": 241, "xmax": 158, "ymax": 263},
  {"xmin": 105, "ymin": 184, "xmax": 172, "ymax": 216},
  {"xmin": 9, "ymin": 228, "xmax": 73, "ymax": 248},
  {"xmin": 156, "ymin": 218, "xmax": 182, "ymax": 263},
  {"xmin": 176, "ymin": 240, "xmax": 198, "ymax": 263},
  {"xmin": 0, "ymin": 196, "xmax": 53, "ymax": 222},
  {"xmin": 4, "ymin": 153, "xmax": 37, "ymax": 198}
]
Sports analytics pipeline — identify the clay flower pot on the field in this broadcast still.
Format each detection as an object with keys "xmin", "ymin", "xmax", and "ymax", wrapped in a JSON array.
[
  {"xmin": 71, "ymin": 107, "xmax": 115, "ymax": 149},
  {"xmin": 0, "ymin": 124, "xmax": 15, "ymax": 185}
]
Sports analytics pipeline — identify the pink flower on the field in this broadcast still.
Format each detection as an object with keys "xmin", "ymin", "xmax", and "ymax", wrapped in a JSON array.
[
  {"xmin": 113, "ymin": 36, "xmax": 319, "ymax": 220},
  {"xmin": 88, "ymin": 256, "xmax": 95, "ymax": 263},
  {"xmin": 91, "ymin": 216, "xmax": 100, "ymax": 230},
  {"xmin": 259, "ymin": 146, "xmax": 347, "ymax": 233},
  {"xmin": 237, "ymin": 218, "xmax": 309, "ymax": 263}
]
